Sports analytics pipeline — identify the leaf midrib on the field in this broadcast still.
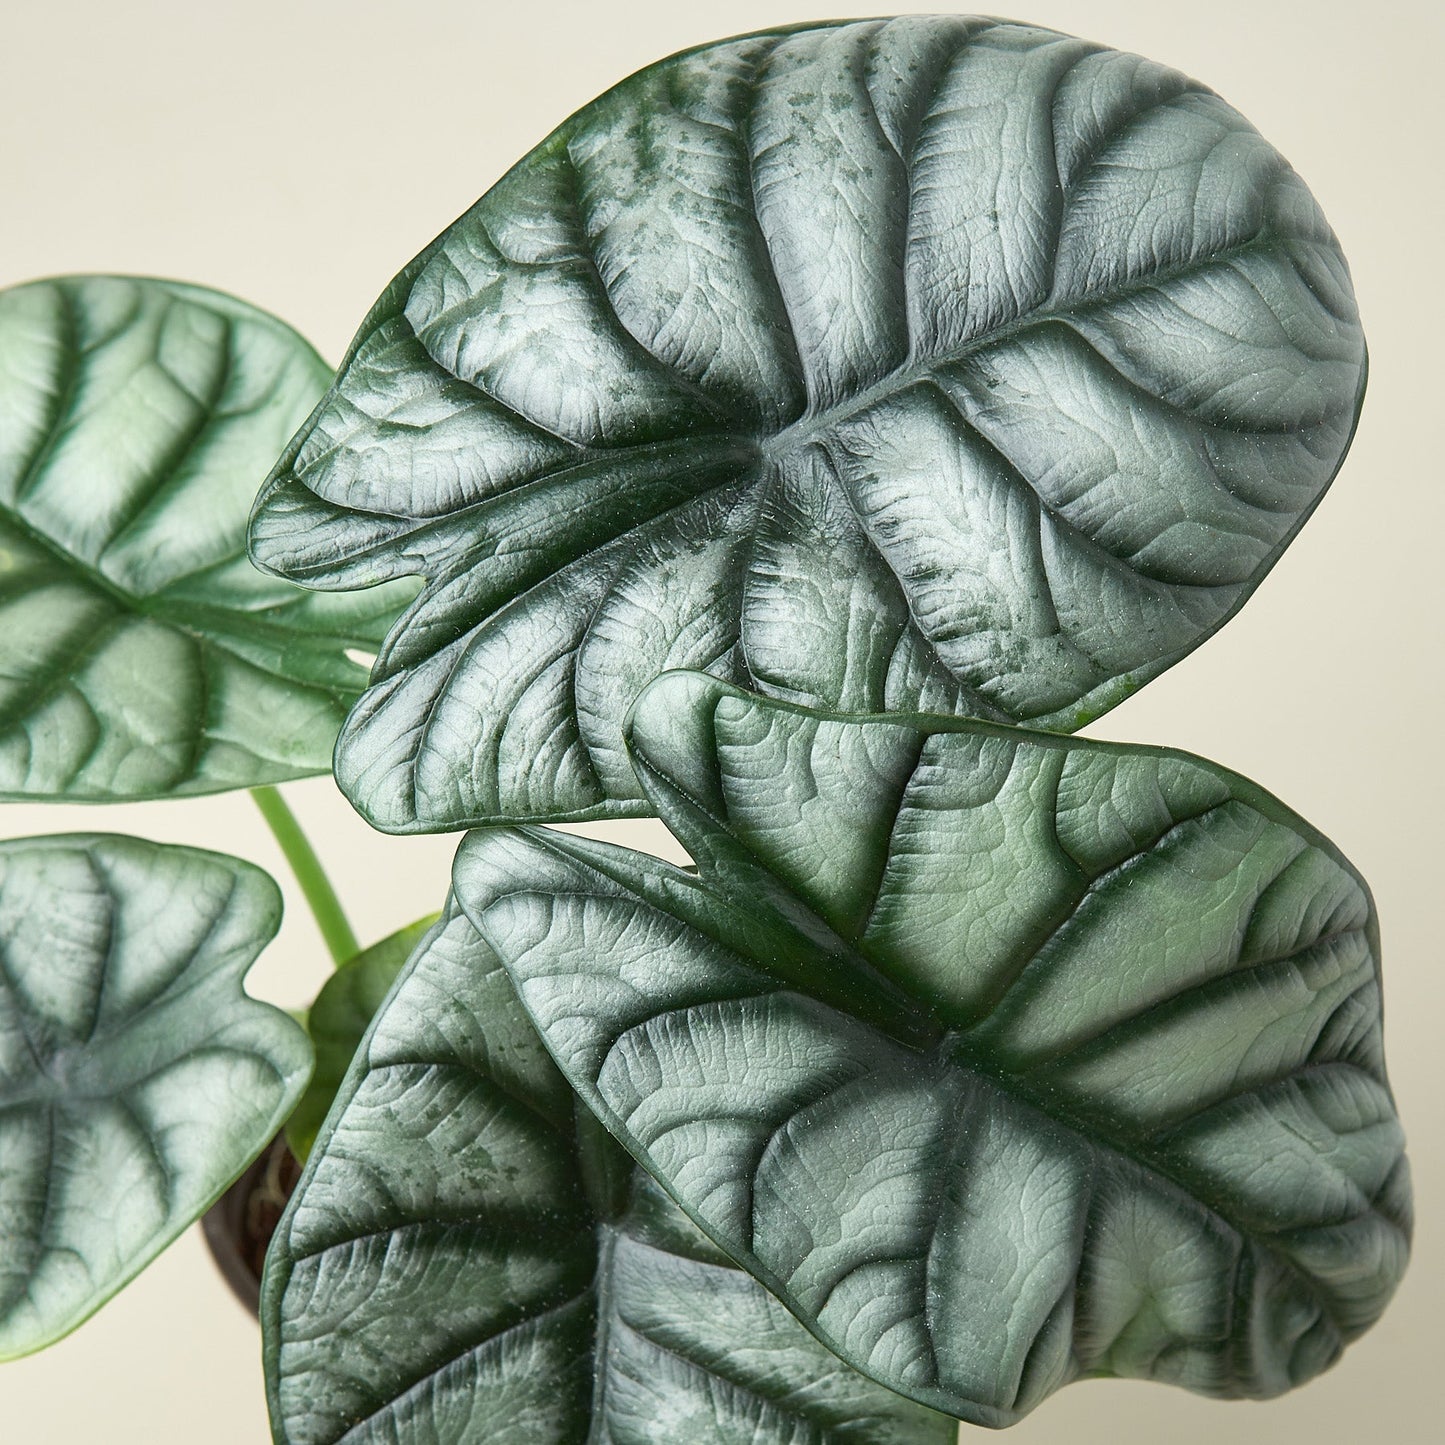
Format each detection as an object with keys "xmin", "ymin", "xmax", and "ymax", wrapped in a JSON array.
[
  {"xmin": 931, "ymin": 1038, "xmax": 1401, "ymax": 1355},
  {"xmin": 0, "ymin": 505, "xmax": 373, "ymax": 760},
  {"xmin": 404, "ymin": 219, "xmax": 1317, "ymax": 489},
  {"xmin": 757, "ymin": 227, "xmax": 1311, "ymax": 461},
  {"xmin": 480, "ymin": 850, "xmax": 1378, "ymax": 1339},
  {"xmin": 616, "ymin": 746, "xmax": 1392, "ymax": 1339},
  {"xmin": 0, "ymin": 306, "xmax": 373, "ymax": 708},
  {"xmin": 0, "ymin": 495, "xmax": 212, "ymax": 628}
]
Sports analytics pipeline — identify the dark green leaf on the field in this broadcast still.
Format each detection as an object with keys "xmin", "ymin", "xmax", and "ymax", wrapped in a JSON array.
[
  {"xmin": 454, "ymin": 671, "xmax": 1410, "ymax": 1427},
  {"xmin": 251, "ymin": 16, "xmax": 1364, "ymax": 831},
  {"xmin": 0, "ymin": 275, "xmax": 416, "ymax": 800},
  {"xmin": 0, "ymin": 834, "xmax": 310, "ymax": 1358},
  {"xmin": 263, "ymin": 901, "xmax": 955, "ymax": 1444},
  {"xmin": 285, "ymin": 913, "xmax": 440, "ymax": 1162}
]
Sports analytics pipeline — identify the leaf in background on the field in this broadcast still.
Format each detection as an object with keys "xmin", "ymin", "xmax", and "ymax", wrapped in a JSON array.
[
  {"xmin": 263, "ymin": 901, "xmax": 955, "ymax": 1444},
  {"xmin": 251, "ymin": 15, "xmax": 1365, "ymax": 831},
  {"xmin": 0, "ymin": 834, "xmax": 310, "ymax": 1358},
  {"xmin": 284, "ymin": 912, "xmax": 439, "ymax": 1162},
  {"xmin": 454, "ymin": 671, "xmax": 1410, "ymax": 1427},
  {"xmin": 0, "ymin": 275, "xmax": 416, "ymax": 800}
]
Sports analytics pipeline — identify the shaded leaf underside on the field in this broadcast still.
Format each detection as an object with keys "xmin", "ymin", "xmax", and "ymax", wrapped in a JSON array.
[
  {"xmin": 264, "ymin": 903, "xmax": 954, "ymax": 1444},
  {"xmin": 0, "ymin": 834, "xmax": 310, "ymax": 1357},
  {"xmin": 453, "ymin": 672, "xmax": 1409, "ymax": 1427},
  {"xmin": 0, "ymin": 276, "xmax": 414, "ymax": 799},
  {"xmin": 252, "ymin": 15, "xmax": 1365, "ymax": 831}
]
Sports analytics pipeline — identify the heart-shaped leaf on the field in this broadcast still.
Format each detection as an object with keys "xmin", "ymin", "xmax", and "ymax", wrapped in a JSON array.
[
  {"xmin": 284, "ymin": 912, "xmax": 439, "ymax": 1162},
  {"xmin": 263, "ymin": 901, "xmax": 955, "ymax": 1444},
  {"xmin": 251, "ymin": 15, "xmax": 1365, "ymax": 832},
  {"xmin": 0, "ymin": 275, "xmax": 415, "ymax": 800},
  {"xmin": 454, "ymin": 672, "xmax": 1410, "ymax": 1427},
  {"xmin": 0, "ymin": 834, "xmax": 310, "ymax": 1358}
]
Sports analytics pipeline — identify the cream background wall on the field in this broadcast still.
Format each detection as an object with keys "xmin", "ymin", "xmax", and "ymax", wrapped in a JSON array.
[{"xmin": 1, "ymin": 2, "xmax": 1440, "ymax": 1441}]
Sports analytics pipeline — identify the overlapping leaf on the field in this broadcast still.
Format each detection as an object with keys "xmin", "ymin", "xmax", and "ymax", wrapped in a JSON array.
[
  {"xmin": 0, "ymin": 275, "xmax": 415, "ymax": 799},
  {"xmin": 454, "ymin": 671, "xmax": 1410, "ymax": 1427},
  {"xmin": 284, "ymin": 913, "xmax": 439, "ymax": 1161},
  {"xmin": 263, "ymin": 901, "xmax": 955, "ymax": 1444},
  {"xmin": 0, "ymin": 834, "xmax": 310, "ymax": 1358},
  {"xmin": 252, "ymin": 15, "xmax": 1365, "ymax": 831}
]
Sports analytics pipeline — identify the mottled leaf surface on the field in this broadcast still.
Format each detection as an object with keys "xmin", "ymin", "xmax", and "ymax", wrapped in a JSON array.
[
  {"xmin": 252, "ymin": 16, "xmax": 1365, "ymax": 831},
  {"xmin": 0, "ymin": 275, "xmax": 415, "ymax": 799},
  {"xmin": 454, "ymin": 672, "xmax": 1409, "ymax": 1427},
  {"xmin": 285, "ymin": 913, "xmax": 439, "ymax": 1162},
  {"xmin": 0, "ymin": 834, "xmax": 310, "ymax": 1357},
  {"xmin": 263, "ymin": 901, "xmax": 954, "ymax": 1444}
]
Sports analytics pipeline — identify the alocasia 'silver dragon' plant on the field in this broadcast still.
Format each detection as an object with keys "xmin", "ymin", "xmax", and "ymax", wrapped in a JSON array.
[{"xmin": 0, "ymin": 14, "xmax": 1410, "ymax": 1444}]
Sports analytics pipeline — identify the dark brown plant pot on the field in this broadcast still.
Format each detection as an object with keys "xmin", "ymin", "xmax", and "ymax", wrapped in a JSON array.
[{"xmin": 201, "ymin": 1134, "xmax": 301, "ymax": 1317}]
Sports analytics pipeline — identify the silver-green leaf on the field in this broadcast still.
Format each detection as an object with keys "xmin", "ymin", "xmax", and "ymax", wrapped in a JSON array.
[
  {"xmin": 284, "ymin": 912, "xmax": 439, "ymax": 1163},
  {"xmin": 0, "ymin": 275, "xmax": 415, "ymax": 800},
  {"xmin": 0, "ymin": 834, "xmax": 310, "ymax": 1358},
  {"xmin": 251, "ymin": 16, "xmax": 1365, "ymax": 832},
  {"xmin": 263, "ymin": 901, "xmax": 955, "ymax": 1444},
  {"xmin": 454, "ymin": 671, "xmax": 1410, "ymax": 1427}
]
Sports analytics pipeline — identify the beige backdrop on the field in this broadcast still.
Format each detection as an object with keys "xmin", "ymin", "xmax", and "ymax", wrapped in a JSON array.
[{"xmin": 2, "ymin": 2, "xmax": 1440, "ymax": 1441}]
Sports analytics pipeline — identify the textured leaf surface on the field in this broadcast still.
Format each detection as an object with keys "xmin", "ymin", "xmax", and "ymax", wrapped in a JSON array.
[
  {"xmin": 263, "ymin": 901, "xmax": 954, "ymax": 1444},
  {"xmin": 0, "ymin": 275, "xmax": 414, "ymax": 799},
  {"xmin": 285, "ymin": 913, "xmax": 439, "ymax": 1162},
  {"xmin": 454, "ymin": 672, "xmax": 1410, "ymax": 1426},
  {"xmin": 0, "ymin": 834, "xmax": 309, "ymax": 1357},
  {"xmin": 251, "ymin": 15, "xmax": 1365, "ymax": 831}
]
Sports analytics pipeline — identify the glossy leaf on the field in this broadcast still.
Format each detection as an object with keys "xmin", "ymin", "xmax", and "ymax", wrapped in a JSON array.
[
  {"xmin": 0, "ymin": 275, "xmax": 415, "ymax": 800},
  {"xmin": 454, "ymin": 672, "xmax": 1410, "ymax": 1427},
  {"xmin": 285, "ymin": 913, "xmax": 439, "ymax": 1162},
  {"xmin": 263, "ymin": 901, "xmax": 955, "ymax": 1444},
  {"xmin": 0, "ymin": 834, "xmax": 310, "ymax": 1358},
  {"xmin": 251, "ymin": 15, "xmax": 1365, "ymax": 832}
]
